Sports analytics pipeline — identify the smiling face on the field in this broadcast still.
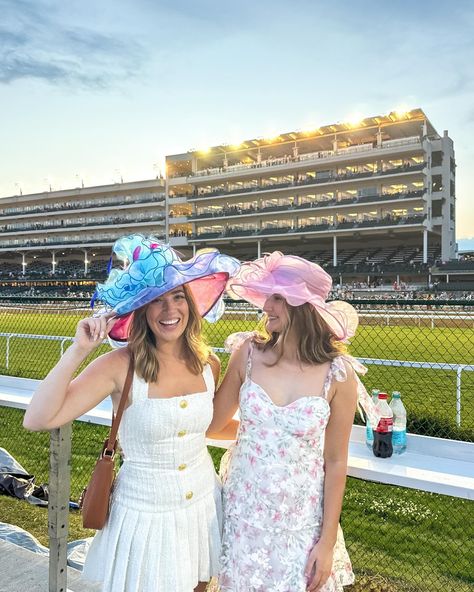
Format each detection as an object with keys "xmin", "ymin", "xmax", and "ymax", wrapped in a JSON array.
[
  {"xmin": 145, "ymin": 287, "xmax": 190, "ymax": 343},
  {"xmin": 262, "ymin": 293, "xmax": 290, "ymax": 334}
]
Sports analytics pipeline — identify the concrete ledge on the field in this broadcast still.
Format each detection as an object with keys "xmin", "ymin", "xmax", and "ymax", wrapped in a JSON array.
[
  {"xmin": 207, "ymin": 425, "xmax": 474, "ymax": 500},
  {"xmin": 2, "ymin": 375, "xmax": 473, "ymax": 500},
  {"xmin": 0, "ymin": 540, "xmax": 100, "ymax": 592}
]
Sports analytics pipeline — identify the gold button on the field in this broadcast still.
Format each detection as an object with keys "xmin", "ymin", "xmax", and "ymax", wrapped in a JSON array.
[
  {"xmin": 178, "ymin": 463, "xmax": 187, "ymax": 471},
  {"xmin": 178, "ymin": 429, "xmax": 187, "ymax": 437},
  {"xmin": 180, "ymin": 400, "xmax": 188, "ymax": 409},
  {"xmin": 185, "ymin": 491, "xmax": 193, "ymax": 500}
]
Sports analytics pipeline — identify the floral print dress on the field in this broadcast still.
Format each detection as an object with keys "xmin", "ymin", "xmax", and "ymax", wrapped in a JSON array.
[{"xmin": 218, "ymin": 342, "xmax": 365, "ymax": 592}]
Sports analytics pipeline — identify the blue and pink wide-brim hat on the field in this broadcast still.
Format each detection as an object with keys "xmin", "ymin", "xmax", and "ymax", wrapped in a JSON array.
[
  {"xmin": 226, "ymin": 251, "xmax": 358, "ymax": 341},
  {"xmin": 93, "ymin": 234, "xmax": 240, "ymax": 342}
]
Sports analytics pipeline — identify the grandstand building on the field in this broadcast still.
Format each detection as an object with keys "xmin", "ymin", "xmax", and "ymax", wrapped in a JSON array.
[
  {"xmin": 0, "ymin": 179, "xmax": 165, "ymax": 295},
  {"xmin": 166, "ymin": 108, "xmax": 458, "ymax": 288},
  {"xmin": 1, "ymin": 108, "xmax": 472, "ymax": 297}
]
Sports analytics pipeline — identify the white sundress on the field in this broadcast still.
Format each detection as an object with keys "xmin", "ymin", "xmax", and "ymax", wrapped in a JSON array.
[
  {"xmin": 82, "ymin": 363, "xmax": 222, "ymax": 592},
  {"xmin": 218, "ymin": 345, "xmax": 366, "ymax": 592}
]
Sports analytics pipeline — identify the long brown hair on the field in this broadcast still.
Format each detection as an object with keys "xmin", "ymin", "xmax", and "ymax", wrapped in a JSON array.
[
  {"xmin": 255, "ymin": 301, "xmax": 346, "ymax": 366},
  {"xmin": 128, "ymin": 284, "xmax": 211, "ymax": 383}
]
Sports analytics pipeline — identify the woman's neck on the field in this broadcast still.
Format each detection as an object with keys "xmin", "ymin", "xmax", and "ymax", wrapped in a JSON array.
[
  {"xmin": 273, "ymin": 331, "xmax": 300, "ymax": 363},
  {"xmin": 155, "ymin": 339, "xmax": 186, "ymax": 362}
]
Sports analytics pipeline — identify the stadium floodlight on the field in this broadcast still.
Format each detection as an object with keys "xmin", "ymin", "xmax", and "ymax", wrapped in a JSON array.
[
  {"xmin": 393, "ymin": 105, "xmax": 412, "ymax": 119},
  {"xmin": 197, "ymin": 145, "xmax": 211, "ymax": 154},
  {"xmin": 345, "ymin": 112, "xmax": 365, "ymax": 129},
  {"xmin": 301, "ymin": 125, "xmax": 320, "ymax": 136}
]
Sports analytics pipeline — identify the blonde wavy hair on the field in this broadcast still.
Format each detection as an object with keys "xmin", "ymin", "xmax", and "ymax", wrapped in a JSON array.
[
  {"xmin": 255, "ymin": 301, "xmax": 346, "ymax": 366},
  {"xmin": 128, "ymin": 284, "xmax": 212, "ymax": 383}
]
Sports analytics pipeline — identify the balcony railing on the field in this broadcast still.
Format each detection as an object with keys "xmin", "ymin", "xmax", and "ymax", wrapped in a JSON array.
[
  {"xmin": 191, "ymin": 215, "xmax": 426, "ymax": 241},
  {"xmin": 0, "ymin": 214, "xmax": 165, "ymax": 235},
  {"xmin": 0, "ymin": 229, "xmax": 166, "ymax": 249},
  {"xmin": 433, "ymin": 260, "xmax": 474, "ymax": 271},
  {"xmin": 169, "ymin": 136, "xmax": 422, "ymax": 180},
  {"xmin": 189, "ymin": 189, "xmax": 426, "ymax": 222},
  {"xmin": 0, "ymin": 194, "xmax": 165, "ymax": 219},
  {"xmin": 180, "ymin": 162, "xmax": 426, "ymax": 201}
]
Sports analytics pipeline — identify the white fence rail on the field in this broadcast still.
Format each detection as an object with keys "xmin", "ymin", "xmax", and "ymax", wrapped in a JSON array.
[
  {"xmin": 224, "ymin": 308, "xmax": 474, "ymax": 329},
  {"xmin": 0, "ymin": 332, "xmax": 473, "ymax": 426}
]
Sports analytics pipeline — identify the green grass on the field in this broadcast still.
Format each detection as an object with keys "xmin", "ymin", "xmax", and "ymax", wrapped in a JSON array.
[
  {"xmin": 1, "ymin": 408, "xmax": 472, "ymax": 591},
  {"xmin": 0, "ymin": 309, "xmax": 473, "ymax": 590},
  {"xmin": 0, "ymin": 311, "xmax": 472, "ymax": 438}
]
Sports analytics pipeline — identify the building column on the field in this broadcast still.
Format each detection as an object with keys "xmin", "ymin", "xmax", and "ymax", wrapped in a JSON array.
[
  {"xmin": 21, "ymin": 253, "xmax": 26, "ymax": 275},
  {"xmin": 165, "ymin": 180, "xmax": 170, "ymax": 242},
  {"xmin": 193, "ymin": 244, "xmax": 196, "ymax": 256},
  {"xmin": 333, "ymin": 236, "xmax": 337, "ymax": 266},
  {"xmin": 376, "ymin": 127, "xmax": 382, "ymax": 148},
  {"xmin": 423, "ymin": 229, "xmax": 428, "ymax": 264},
  {"xmin": 446, "ymin": 274, "xmax": 449, "ymax": 284},
  {"xmin": 51, "ymin": 251, "xmax": 57, "ymax": 275},
  {"xmin": 83, "ymin": 250, "xmax": 89, "ymax": 276},
  {"xmin": 257, "ymin": 240, "xmax": 261, "ymax": 258}
]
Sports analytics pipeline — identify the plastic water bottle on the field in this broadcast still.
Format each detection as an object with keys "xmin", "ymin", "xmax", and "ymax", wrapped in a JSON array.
[
  {"xmin": 390, "ymin": 391, "xmax": 407, "ymax": 454},
  {"xmin": 372, "ymin": 393, "xmax": 393, "ymax": 458},
  {"xmin": 365, "ymin": 389, "xmax": 379, "ymax": 449}
]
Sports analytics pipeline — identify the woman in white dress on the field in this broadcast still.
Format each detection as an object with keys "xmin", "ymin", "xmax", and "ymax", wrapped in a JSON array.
[
  {"xmin": 23, "ymin": 234, "xmax": 239, "ymax": 592},
  {"xmin": 208, "ymin": 252, "xmax": 380, "ymax": 592}
]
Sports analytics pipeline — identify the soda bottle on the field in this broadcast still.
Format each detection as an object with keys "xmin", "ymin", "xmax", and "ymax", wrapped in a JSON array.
[
  {"xmin": 372, "ymin": 393, "xmax": 393, "ymax": 458},
  {"xmin": 365, "ymin": 389, "xmax": 379, "ymax": 449},
  {"xmin": 390, "ymin": 391, "xmax": 407, "ymax": 454}
]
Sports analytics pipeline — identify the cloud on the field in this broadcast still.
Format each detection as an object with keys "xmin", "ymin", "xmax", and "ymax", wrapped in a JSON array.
[{"xmin": 0, "ymin": 0, "xmax": 146, "ymax": 89}]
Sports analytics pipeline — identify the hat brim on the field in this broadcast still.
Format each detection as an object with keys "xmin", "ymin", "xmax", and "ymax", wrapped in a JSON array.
[
  {"xmin": 229, "ymin": 281, "xmax": 358, "ymax": 341},
  {"xmin": 108, "ymin": 272, "xmax": 230, "ymax": 342}
]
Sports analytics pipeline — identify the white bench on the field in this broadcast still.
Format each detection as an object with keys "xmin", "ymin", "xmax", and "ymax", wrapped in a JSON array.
[{"xmin": 2, "ymin": 375, "xmax": 473, "ymax": 501}]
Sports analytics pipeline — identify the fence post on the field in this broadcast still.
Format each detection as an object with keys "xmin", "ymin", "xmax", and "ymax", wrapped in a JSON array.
[
  {"xmin": 49, "ymin": 424, "xmax": 72, "ymax": 592},
  {"xmin": 6, "ymin": 335, "xmax": 10, "ymax": 369},
  {"xmin": 456, "ymin": 367, "xmax": 463, "ymax": 427}
]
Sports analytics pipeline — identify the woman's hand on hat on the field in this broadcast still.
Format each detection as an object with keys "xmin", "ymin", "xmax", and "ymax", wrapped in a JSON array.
[{"xmin": 73, "ymin": 313, "xmax": 117, "ymax": 353}]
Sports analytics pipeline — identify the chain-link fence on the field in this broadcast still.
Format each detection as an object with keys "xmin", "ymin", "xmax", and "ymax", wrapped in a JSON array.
[{"xmin": 0, "ymin": 297, "xmax": 473, "ymax": 591}]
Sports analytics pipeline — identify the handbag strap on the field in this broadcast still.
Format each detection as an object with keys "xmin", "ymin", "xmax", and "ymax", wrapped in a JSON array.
[{"xmin": 104, "ymin": 355, "xmax": 134, "ymax": 455}]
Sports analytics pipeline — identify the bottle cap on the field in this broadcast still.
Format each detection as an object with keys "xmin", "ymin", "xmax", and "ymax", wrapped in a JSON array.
[
  {"xmin": 378, "ymin": 393, "xmax": 389, "ymax": 400},
  {"xmin": 392, "ymin": 391, "xmax": 401, "ymax": 398},
  {"xmin": 371, "ymin": 389, "xmax": 379, "ymax": 395}
]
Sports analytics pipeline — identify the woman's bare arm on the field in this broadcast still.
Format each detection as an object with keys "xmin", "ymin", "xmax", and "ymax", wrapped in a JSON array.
[
  {"xmin": 306, "ymin": 360, "xmax": 358, "ymax": 591},
  {"xmin": 206, "ymin": 341, "xmax": 249, "ymax": 438},
  {"xmin": 23, "ymin": 315, "xmax": 124, "ymax": 431}
]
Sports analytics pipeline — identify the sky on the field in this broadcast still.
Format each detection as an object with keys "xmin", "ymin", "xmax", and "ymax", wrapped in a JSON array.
[{"xmin": 1, "ymin": 0, "xmax": 473, "ymax": 245}]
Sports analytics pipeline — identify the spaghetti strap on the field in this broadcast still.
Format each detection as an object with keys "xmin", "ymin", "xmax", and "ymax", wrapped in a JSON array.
[
  {"xmin": 245, "ymin": 341, "xmax": 254, "ymax": 381},
  {"xmin": 321, "ymin": 359, "xmax": 335, "ymax": 400}
]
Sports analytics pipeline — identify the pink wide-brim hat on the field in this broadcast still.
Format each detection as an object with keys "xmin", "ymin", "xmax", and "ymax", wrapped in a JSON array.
[{"xmin": 226, "ymin": 252, "xmax": 359, "ymax": 341}]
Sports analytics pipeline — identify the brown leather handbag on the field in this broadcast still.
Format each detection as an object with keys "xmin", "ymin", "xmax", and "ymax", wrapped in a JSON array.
[{"xmin": 79, "ymin": 357, "xmax": 134, "ymax": 530}]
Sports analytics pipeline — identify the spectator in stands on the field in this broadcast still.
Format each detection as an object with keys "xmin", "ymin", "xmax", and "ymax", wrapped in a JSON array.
[
  {"xmin": 208, "ymin": 252, "xmax": 380, "ymax": 592},
  {"xmin": 23, "ymin": 234, "xmax": 240, "ymax": 592}
]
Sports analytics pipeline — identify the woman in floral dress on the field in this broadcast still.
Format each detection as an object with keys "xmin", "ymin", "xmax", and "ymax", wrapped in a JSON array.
[{"xmin": 209, "ymin": 252, "xmax": 379, "ymax": 592}]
